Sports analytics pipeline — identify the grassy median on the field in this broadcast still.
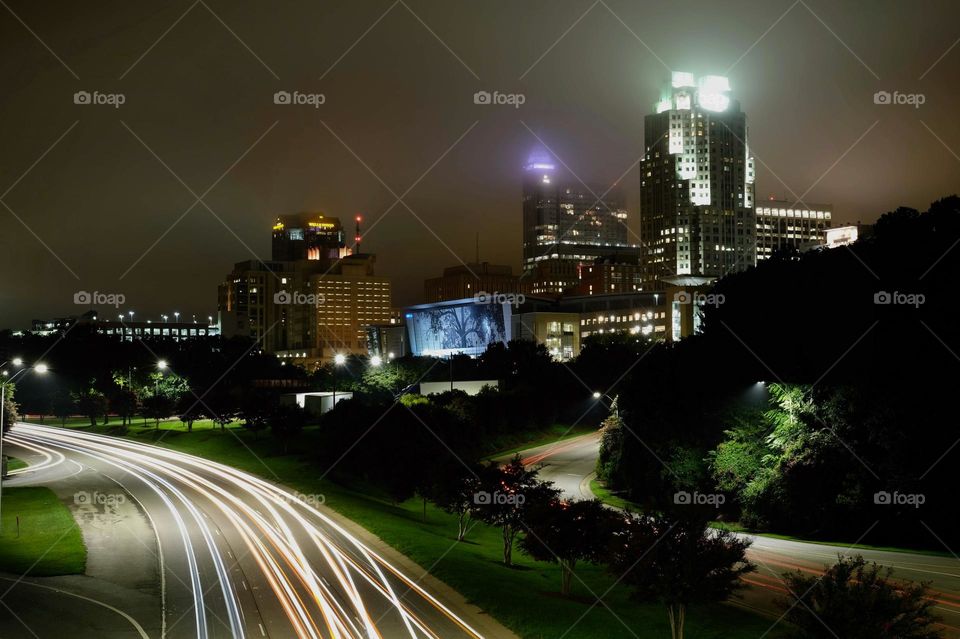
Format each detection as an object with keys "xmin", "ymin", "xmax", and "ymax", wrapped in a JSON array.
[
  {"xmin": 0, "ymin": 486, "xmax": 86, "ymax": 576},
  {"xmin": 41, "ymin": 419, "xmax": 786, "ymax": 638}
]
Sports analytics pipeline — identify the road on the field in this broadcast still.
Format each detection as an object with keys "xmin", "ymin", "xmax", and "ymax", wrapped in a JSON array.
[
  {"xmin": 513, "ymin": 431, "xmax": 960, "ymax": 638},
  {"xmin": 2, "ymin": 423, "xmax": 514, "ymax": 639}
]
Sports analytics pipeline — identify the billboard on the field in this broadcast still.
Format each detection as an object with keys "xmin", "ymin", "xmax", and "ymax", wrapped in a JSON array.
[{"xmin": 405, "ymin": 299, "xmax": 511, "ymax": 358}]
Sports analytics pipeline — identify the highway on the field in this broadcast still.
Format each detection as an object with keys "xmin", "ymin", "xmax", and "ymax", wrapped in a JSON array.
[
  {"xmin": 3, "ymin": 423, "xmax": 510, "ymax": 639},
  {"xmin": 514, "ymin": 431, "xmax": 960, "ymax": 638}
]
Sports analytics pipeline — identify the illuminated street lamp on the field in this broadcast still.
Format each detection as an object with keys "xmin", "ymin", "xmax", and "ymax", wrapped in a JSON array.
[
  {"xmin": 1, "ymin": 362, "xmax": 48, "ymax": 529},
  {"xmin": 370, "ymin": 355, "xmax": 382, "ymax": 367},
  {"xmin": 333, "ymin": 354, "xmax": 346, "ymax": 407}
]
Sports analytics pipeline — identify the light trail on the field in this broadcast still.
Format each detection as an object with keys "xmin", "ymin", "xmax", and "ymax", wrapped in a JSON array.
[{"xmin": 9, "ymin": 424, "xmax": 486, "ymax": 639}]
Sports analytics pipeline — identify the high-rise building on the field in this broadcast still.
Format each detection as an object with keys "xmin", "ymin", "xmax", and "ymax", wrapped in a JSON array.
[
  {"xmin": 522, "ymin": 152, "xmax": 637, "ymax": 294},
  {"xmin": 574, "ymin": 254, "xmax": 643, "ymax": 296},
  {"xmin": 755, "ymin": 199, "xmax": 832, "ymax": 259},
  {"xmin": 424, "ymin": 262, "xmax": 524, "ymax": 303},
  {"xmin": 219, "ymin": 215, "xmax": 391, "ymax": 367},
  {"xmin": 640, "ymin": 72, "xmax": 756, "ymax": 289},
  {"xmin": 271, "ymin": 212, "xmax": 349, "ymax": 261},
  {"xmin": 311, "ymin": 254, "xmax": 392, "ymax": 357}
]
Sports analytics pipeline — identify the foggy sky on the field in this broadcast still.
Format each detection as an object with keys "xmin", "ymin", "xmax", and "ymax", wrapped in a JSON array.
[{"xmin": 1, "ymin": 0, "xmax": 958, "ymax": 328}]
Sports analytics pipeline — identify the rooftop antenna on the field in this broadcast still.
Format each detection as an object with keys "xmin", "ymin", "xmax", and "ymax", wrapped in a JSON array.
[{"xmin": 355, "ymin": 215, "xmax": 362, "ymax": 254}]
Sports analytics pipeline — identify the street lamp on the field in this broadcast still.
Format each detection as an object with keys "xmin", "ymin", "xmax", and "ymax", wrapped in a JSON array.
[
  {"xmin": 174, "ymin": 312, "xmax": 180, "ymax": 322},
  {"xmin": 1, "ymin": 362, "xmax": 48, "ymax": 530},
  {"xmin": 592, "ymin": 391, "xmax": 619, "ymax": 418},
  {"xmin": 333, "ymin": 354, "xmax": 346, "ymax": 407},
  {"xmin": 370, "ymin": 355, "xmax": 382, "ymax": 367}
]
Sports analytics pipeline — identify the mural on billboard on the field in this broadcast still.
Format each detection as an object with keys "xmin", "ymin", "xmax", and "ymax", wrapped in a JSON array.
[{"xmin": 408, "ymin": 302, "xmax": 509, "ymax": 356}]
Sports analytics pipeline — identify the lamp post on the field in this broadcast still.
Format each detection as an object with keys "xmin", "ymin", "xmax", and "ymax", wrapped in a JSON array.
[
  {"xmin": 333, "ymin": 353, "xmax": 346, "ymax": 408},
  {"xmin": 592, "ymin": 391, "xmax": 619, "ymax": 418},
  {"xmin": 1, "ymin": 362, "xmax": 48, "ymax": 530}
]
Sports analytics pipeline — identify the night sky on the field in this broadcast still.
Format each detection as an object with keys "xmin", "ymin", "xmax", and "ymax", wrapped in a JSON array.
[{"xmin": 1, "ymin": 0, "xmax": 958, "ymax": 328}]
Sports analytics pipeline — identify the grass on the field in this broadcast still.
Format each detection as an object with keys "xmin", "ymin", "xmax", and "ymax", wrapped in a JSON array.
[
  {"xmin": 0, "ymin": 486, "xmax": 86, "ymax": 576},
  {"xmin": 5, "ymin": 456, "xmax": 27, "ymax": 473},
  {"xmin": 33, "ymin": 418, "xmax": 787, "ymax": 639},
  {"xmin": 589, "ymin": 479, "xmax": 951, "ymax": 559}
]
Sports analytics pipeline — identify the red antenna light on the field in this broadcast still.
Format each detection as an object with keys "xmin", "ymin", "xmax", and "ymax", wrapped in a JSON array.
[{"xmin": 355, "ymin": 214, "xmax": 363, "ymax": 254}]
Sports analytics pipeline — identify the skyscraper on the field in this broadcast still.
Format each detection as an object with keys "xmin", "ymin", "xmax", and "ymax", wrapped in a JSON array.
[
  {"xmin": 640, "ymin": 72, "xmax": 757, "ymax": 289},
  {"xmin": 271, "ymin": 212, "xmax": 349, "ymax": 261},
  {"xmin": 521, "ymin": 152, "xmax": 637, "ymax": 294}
]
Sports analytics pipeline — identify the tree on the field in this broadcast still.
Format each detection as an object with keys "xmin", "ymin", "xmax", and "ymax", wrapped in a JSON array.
[
  {"xmin": 268, "ymin": 404, "xmax": 306, "ymax": 453},
  {"xmin": 1, "ymin": 382, "xmax": 19, "ymax": 432},
  {"xmin": 608, "ymin": 514, "xmax": 755, "ymax": 639},
  {"xmin": 519, "ymin": 499, "xmax": 624, "ymax": 595},
  {"xmin": 143, "ymin": 372, "xmax": 189, "ymax": 427},
  {"xmin": 472, "ymin": 456, "xmax": 561, "ymax": 566},
  {"xmin": 110, "ymin": 387, "xmax": 139, "ymax": 426},
  {"xmin": 177, "ymin": 394, "xmax": 202, "ymax": 432},
  {"xmin": 52, "ymin": 391, "xmax": 75, "ymax": 426},
  {"xmin": 73, "ymin": 387, "xmax": 108, "ymax": 427},
  {"xmin": 596, "ymin": 397, "xmax": 625, "ymax": 481},
  {"xmin": 780, "ymin": 555, "xmax": 941, "ymax": 639},
  {"xmin": 427, "ymin": 462, "xmax": 480, "ymax": 540}
]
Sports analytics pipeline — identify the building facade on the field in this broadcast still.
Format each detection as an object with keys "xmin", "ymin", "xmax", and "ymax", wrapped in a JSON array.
[
  {"xmin": 574, "ymin": 254, "xmax": 643, "ymax": 296},
  {"xmin": 219, "ymin": 215, "xmax": 392, "ymax": 366},
  {"xmin": 756, "ymin": 199, "xmax": 832, "ymax": 259},
  {"xmin": 640, "ymin": 72, "xmax": 756, "ymax": 289},
  {"xmin": 522, "ymin": 152, "xmax": 638, "ymax": 294},
  {"xmin": 424, "ymin": 262, "xmax": 524, "ymax": 303},
  {"xmin": 271, "ymin": 212, "xmax": 349, "ymax": 261}
]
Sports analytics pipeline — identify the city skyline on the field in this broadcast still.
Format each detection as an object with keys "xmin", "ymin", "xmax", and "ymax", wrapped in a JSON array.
[{"xmin": 2, "ymin": 1, "xmax": 959, "ymax": 328}]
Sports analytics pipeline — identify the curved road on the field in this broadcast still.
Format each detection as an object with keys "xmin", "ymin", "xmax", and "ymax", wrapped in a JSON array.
[
  {"xmin": 3, "ymin": 423, "xmax": 513, "ymax": 639},
  {"xmin": 514, "ymin": 431, "xmax": 960, "ymax": 638}
]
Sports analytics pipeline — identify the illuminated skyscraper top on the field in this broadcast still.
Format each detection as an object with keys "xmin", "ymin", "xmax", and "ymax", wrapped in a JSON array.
[
  {"xmin": 521, "ymin": 148, "xmax": 636, "ymax": 294},
  {"xmin": 640, "ymin": 72, "xmax": 757, "ymax": 288}
]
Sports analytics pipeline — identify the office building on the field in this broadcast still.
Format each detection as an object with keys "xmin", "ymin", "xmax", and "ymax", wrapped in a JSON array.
[
  {"xmin": 574, "ymin": 254, "xmax": 643, "ymax": 295},
  {"xmin": 271, "ymin": 212, "xmax": 350, "ymax": 261},
  {"xmin": 424, "ymin": 262, "xmax": 524, "ymax": 303},
  {"xmin": 640, "ymin": 72, "xmax": 757, "ymax": 289},
  {"xmin": 219, "ymin": 215, "xmax": 392, "ymax": 367},
  {"xmin": 756, "ymin": 199, "xmax": 832, "ymax": 259},
  {"xmin": 522, "ymin": 151, "xmax": 638, "ymax": 294}
]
